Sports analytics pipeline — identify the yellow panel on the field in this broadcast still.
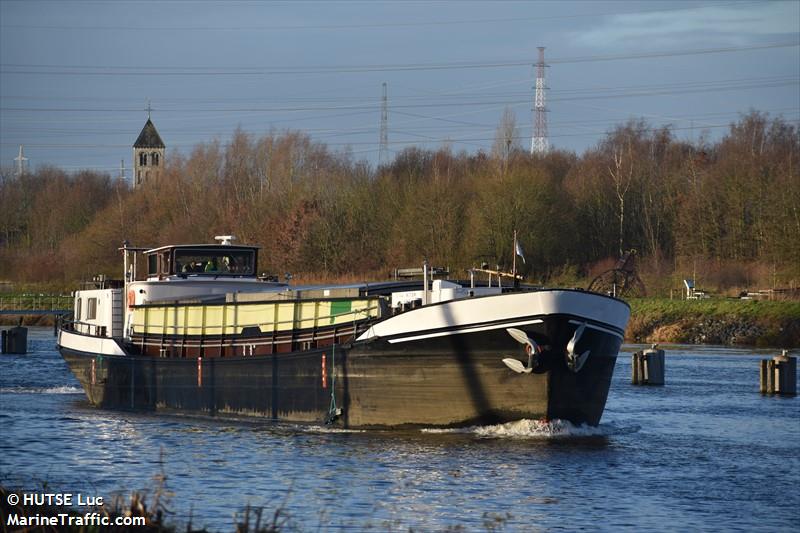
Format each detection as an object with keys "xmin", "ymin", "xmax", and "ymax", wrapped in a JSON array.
[
  {"xmin": 132, "ymin": 308, "xmax": 146, "ymax": 332},
  {"xmin": 203, "ymin": 306, "xmax": 224, "ymax": 335},
  {"xmin": 176, "ymin": 306, "xmax": 188, "ymax": 335},
  {"xmin": 297, "ymin": 301, "xmax": 317, "ymax": 329},
  {"xmin": 185, "ymin": 306, "xmax": 206, "ymax": 334},
  {"xmin": 133, "ymin": 297, "xmax": 381, "ymax": 336},
  {"xmin": 221, "ymin": 303, "xmax": 268, "ymax": 335},
  {"xmin": 235, "ymin": 304, "xmax": 273, "ymax": 332},
  {"xmin": 146, "ymin": 308, "xmax": 166, "ymax": 329},
  {"xmin": 274, "ymin": 303, "xmax": 296, "ymax": 332}
]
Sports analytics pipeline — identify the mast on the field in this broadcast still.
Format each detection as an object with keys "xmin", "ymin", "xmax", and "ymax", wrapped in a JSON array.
[{"xmin": 512, "ymin": 230, "xmax": 517, "ymax": 279}]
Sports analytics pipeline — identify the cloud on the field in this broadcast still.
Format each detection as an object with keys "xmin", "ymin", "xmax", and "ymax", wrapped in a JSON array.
[{"xmin": 572, "ymin": 2, "xmax": 799, "ymax": 48}]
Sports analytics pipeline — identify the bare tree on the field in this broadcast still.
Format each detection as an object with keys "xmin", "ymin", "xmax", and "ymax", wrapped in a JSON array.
[
  {"xmin": 491, "ymin": 108, "xmax": 520, "ymax": 171},
  {"xmin": 608, "ymin": 138, "xmax": 634, "ymax": 258}
]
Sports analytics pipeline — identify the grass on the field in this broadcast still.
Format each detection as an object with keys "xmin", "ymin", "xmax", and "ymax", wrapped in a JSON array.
[
  {"xmin": 628, "ymin": 298, "xmax": 800, "ymax": 321},
  {"xmin": 626, "ymin": 298, "xmax": 800, "ymax": 348}
]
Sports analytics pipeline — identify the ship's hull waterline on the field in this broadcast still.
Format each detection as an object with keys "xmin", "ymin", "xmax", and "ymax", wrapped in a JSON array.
[{"xmin": 59, "ymin": 309, "xmax": 623, "ymax": 428}]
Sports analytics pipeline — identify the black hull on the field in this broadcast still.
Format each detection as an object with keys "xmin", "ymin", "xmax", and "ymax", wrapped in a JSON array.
[{"xmin": 60, "ymin": 314, "xmax": 622, "ymax": 428}]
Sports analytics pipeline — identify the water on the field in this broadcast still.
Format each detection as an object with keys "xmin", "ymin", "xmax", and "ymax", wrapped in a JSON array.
[{"xmin": 1, "ymin": 328, "xmax": 798, "ymax": 531}]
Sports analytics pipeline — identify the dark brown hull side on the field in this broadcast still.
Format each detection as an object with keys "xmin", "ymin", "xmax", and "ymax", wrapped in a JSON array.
[{"xmin": 60, "ymin": 317, "xmax": 622, "ymax": 428}]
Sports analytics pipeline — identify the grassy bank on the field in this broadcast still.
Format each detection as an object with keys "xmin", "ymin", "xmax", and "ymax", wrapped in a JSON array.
[{"xmin": 626, "ymin": 298, "xmax": 800, "ymax": 348}]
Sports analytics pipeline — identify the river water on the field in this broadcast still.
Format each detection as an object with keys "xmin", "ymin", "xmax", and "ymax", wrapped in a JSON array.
[{"xmin": 1, "ymin": 328, "xmax": 798, "ymax": 531}]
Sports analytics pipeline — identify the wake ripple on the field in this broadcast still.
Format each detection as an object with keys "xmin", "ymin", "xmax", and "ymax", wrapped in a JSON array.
[
  {"xmin": 298, "ymin": 425, "xmax": 366, "ymax": 434},
  {"xmin": 0, "ymin": 386, "xmax": 84, "ymax": 395},
  {"xmin": 423, "ymin": 419, "xmax": 640, "ymax": 439}
]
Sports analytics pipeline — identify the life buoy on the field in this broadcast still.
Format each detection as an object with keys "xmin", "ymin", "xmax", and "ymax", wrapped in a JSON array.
[{"xmin": 127, "ymin": 289, "xmax": 135, "ymax": 309}]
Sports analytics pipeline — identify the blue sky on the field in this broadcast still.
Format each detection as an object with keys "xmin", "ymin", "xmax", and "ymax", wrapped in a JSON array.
[{"xmin": 1, "ymin": 0, "xmax": 798, "ymax": 177}]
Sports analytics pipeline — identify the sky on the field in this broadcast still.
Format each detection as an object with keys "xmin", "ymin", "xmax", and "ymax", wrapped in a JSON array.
[{"xmin": 1, "ymin": 0, "xmax": 798, "ymax": 178}]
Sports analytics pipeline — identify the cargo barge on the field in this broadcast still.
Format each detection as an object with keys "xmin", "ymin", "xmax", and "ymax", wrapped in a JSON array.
[{"xmin": 58, "ymin": 237, "xmax": 630, "ymax": 428}]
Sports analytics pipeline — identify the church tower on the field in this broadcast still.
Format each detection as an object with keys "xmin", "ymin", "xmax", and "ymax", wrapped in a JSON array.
[{"xmin": 133, "ymin": 116, "xmax": 165, "ymax": 188}]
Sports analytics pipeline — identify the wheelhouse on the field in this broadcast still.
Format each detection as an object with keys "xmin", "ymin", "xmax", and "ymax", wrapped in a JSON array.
[{"xmin": 145, "ymin": 244, "xmax": 259, "ymax": 280}]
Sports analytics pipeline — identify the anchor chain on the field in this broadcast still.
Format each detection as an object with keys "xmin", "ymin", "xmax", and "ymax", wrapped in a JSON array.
[{"xmin": 325, "ymin": 343, "xmax": 343, "ymax": 424}]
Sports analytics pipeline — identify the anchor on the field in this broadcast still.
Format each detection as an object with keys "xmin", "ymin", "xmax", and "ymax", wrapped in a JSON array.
[
  {"xmin": 502, "ymin": 328, "xmax": 541, "ymax": 374},
  {"xmin": 566, "ymin": 322, "xmax": 590, "ymax": 373}
]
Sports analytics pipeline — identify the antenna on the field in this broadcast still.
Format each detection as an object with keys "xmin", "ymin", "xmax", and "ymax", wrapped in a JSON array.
[
  {"xmin": 531, "ymin": 47, "xmax": 549, "ymax": 155},
  {"xmin": 214, "ymin": 235, "xmax": 236, "ymax": 246},
  {"xmin": 14, "ymin": 145, "xmax": 28, "ymax": 176},
  {"xmin": 378, "ymin": 82, "xmax": 389, "ymax": 166}
]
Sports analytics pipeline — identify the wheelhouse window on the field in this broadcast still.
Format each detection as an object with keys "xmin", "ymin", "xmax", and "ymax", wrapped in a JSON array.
[
  {"xmin": 148, "ymin": 255, "xmax": 158, "ymax": 277},
  {"xmin": 75, "ymin": 298, "xmax": 82, "ymax": 320},
  {"xmin": 146, "ymin": 252, "xmax": 174, "ymax": 278},
  {"xmin": 87, "ymin": 298, "xmax": 98, "ymax": 320},
  {"xmin": 160, "ymin": 252, "xmax": 171, "ymax": 275},
  {"xmin": 174, "ymin": 249, "xmax": 256, "ymax": 276}
]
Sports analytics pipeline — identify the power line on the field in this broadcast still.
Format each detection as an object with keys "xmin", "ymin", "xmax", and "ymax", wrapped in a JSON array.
[
  {"xmin": 2, "ymin": 75, "xmax": 796, "ymax": 107},
  {"xmin": 2, "ymin": 42, "xmax": 796, "ymax": 76},
  {"xmin": 5, "ymin": 118, "xmax": 799, "ymax": 151},
  {"xmin": 0, "ymin": 2, "xmax": 759, "ymax": 32},
  {"xmin": 3, "ymin": 78, "xmax": 796, "ymax": 114}
]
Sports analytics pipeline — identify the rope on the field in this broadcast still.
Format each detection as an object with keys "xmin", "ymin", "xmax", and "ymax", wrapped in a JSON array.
[{"xmin": 326, "ymin": 343, "xmax": 341, "ymax": 424}]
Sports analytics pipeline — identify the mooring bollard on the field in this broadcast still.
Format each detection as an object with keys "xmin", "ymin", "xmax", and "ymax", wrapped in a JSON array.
[
  {"xmin": 761, "ymin": 351, "xmax": 797, "ymax": 396},
  {"xmin": 1, "ymin": 326, "xmax": 28, "ymax": 354},
  {"xmin": 632, "ymin": 344, "xmax": 665, "ymax": 385}
]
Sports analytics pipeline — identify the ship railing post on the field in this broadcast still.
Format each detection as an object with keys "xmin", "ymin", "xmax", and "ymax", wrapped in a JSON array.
[
  {"xmin": 220, "ymin": 302, "xmax": 227, "ymax": 357},
  {"xmin": 160, "ymin": 305, "xmax": 167, "ymax": 355},
  {"xmin": 423, "ymin": 259, "xmax": 429, "ymax": 306},
  {"xmin": 181, "ymin": 305, "xmax": 188, "ymax": 358},
  {"xmin": 200, "ymin": 304, "xmax": 206, "ymax": 358}
]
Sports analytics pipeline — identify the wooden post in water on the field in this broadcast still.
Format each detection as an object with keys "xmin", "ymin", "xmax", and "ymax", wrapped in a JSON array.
[
  {"xmin": 759, "ymin": 359, "xmax": 772, "ymax": 394},
  {"xmin": 1, "ymin": 325, "xmax": 28, "ymax": 354},
  {"xmin": 632, "ymin": 345, "xmax": 665, "ymax": 385},
  {"xmin": 644, "ymin": 345, "xmax": 665, "ymax": 385},
  {"xmin": 760, "ymin": 351, "xmax": 796, "ymax": 396},
  {"xmin": 632, "ymin": 351, "xmax": 642, "ymax": 384}
]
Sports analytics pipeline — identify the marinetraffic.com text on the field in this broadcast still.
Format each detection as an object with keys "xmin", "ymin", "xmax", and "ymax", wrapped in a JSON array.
[{"xmin": 5, "ymin": 492, "xmax": 146, "ymax": 528}]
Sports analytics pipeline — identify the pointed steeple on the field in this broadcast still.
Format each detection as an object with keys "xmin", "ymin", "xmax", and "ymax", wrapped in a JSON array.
[
  {"xmin": 133, "ymin": 115, "xmax": 165, "ymax": 188},
  {"xmin": 134, "ymin": 118, "xmax": 165, "ymax": 149}
]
